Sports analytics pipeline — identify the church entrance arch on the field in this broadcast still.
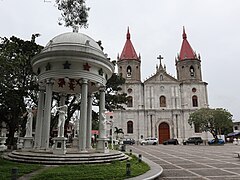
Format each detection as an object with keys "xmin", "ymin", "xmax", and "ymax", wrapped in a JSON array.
[{"xmin": 158, "ymin": 122, "xmax": 170, "ymax": 144}]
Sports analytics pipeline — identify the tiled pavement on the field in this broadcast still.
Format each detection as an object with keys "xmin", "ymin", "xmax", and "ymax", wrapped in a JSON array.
[{"xmin": 128, "ymin": 143, "xmax": 240, "ymax": 180}]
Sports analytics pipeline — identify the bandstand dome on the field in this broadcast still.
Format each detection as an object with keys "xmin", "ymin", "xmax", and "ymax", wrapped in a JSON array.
[
  {"xmin": 32, "ymin": 32, "xmax": 114, "ymax": 94},
  {"xmin": 42, "ymin": 32, "xmax": 104, "ymax": 57}
]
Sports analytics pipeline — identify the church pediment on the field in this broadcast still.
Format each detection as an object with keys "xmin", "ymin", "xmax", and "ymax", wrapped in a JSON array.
[{"xmin": 144, "ymin": 70, "xmax": 178, "ymax": 83}]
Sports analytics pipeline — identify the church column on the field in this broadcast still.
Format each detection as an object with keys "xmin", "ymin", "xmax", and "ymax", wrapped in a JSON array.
[
  {"xmin": 86, "ymin": 93, "xmax": 93, "ymax": 149},
  {"xmin": 146, "ymin": 113, "xmax": 150, "ymax": 137},
  {"xmin": 172, "ymin": 114, "xmax": 176, "ymax": 138},
  {"xmin": 79, "ymin": 79, "xmax": 88, "ymax": 152},
  {"xmin": 176, "ymin": 114, "xmax": 179, "ymax": 138},
  {"xmin": 34, "ymin": 84, "xmax": 45, "ymax": 149},
  {"xmin": 42, "ymin": 79, "xmax": 53, "ymax": 150},
  {"xmin": 150, "ymin": 115, "xmax": 153, "ymax": 137}
]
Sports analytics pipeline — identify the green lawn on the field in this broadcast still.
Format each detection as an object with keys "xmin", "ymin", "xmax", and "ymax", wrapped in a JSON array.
[
  {"xmin": 0, "ymin": 154, "xmax": 42, "ymax": 180},
  {"xmin": 0, "ymin": 153, "xmax": 150, "ymax": 180}
]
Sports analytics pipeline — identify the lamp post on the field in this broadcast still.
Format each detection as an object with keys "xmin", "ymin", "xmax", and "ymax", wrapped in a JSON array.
[
  {"xmin": 126, "ymin": 160, "xmax": 131, "ymax": 176},
  {"xmin": 110, "ymin": 115, "xmax": 114, "ymax": 150}
]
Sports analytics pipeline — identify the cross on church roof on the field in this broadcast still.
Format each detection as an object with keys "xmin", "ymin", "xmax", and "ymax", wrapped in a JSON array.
[{"xmin": 157, "ymin": 55, "xmax": 164, "ymax": 65}]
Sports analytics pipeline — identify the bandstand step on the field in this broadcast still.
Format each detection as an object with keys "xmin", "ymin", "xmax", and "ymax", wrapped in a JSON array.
[{"xmin": 4, "ymin": 150, "xmax": 128, "ymax": 164}]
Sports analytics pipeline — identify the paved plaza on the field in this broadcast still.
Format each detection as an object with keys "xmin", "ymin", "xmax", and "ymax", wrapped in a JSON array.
[{"xmin": 129, "ymin": 143, "xmax": 240, "ymax": 180}]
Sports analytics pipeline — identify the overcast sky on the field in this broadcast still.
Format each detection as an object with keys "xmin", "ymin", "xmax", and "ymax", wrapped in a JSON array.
[{"xmin": 1, "ymin": 0, "xmax": 239, "ymax": 121}]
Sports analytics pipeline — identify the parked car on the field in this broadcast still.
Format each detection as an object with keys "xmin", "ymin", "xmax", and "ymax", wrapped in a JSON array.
[
  {"xmin": 208, "ymin": 139, "xmax": 225, "ymax": 145},
  {"xmin": 183, "ymin": 137, "xmax": 203, "ymax": 145},
  {"xmin": 123, "ymin": 138, "xmax": 135, "ymax": 145},
  {"xmin": 140, "ymin": 137, "xmax": 158, "ymax": 145},
  {"xmin": 163, "ymin": 139, "xmax": 179, "ymax": 145}
]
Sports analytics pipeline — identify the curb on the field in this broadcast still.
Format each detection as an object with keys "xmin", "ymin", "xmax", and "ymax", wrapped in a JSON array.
[{"xmin": 126, "ymin": 154, "xmax": 163, "ymax": 180}]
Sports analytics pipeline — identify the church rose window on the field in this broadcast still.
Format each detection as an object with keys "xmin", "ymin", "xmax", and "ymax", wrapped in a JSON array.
[
  {"xmin": 192, "ymin": 88, "xmax": 196, "ymax": 93},
  {"xmin": 160, "ymin": 86, "xmax": 164, "ymax": 91},
  {"xmin": 127, "ymin": 88, "xmax": 132, "ymax": 94}
]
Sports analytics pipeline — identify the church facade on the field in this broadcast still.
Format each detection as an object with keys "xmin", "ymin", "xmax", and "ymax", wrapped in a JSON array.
[{"xmin": 111, "ymin": 28, "xmax": 209, "ymax": 144}]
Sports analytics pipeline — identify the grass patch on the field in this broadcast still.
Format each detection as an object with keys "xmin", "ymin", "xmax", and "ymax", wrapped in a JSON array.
[
  {"xmin": 32, "ymin": 155, "xmax": 150, "ymax": 180},
  {"xmin": 0, "ymin": 154, "xmax": 43, "ymax": 180},
  {"xmin": 0, "ymin": 153, "xmax": 149, "ymax": 180}
]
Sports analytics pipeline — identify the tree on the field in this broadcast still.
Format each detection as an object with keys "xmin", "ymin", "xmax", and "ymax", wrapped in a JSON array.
[
  {"xmin": 188, "ymin": 108, "xmax": 233, "ymax": 142},
  {"xmin": 0, "ymin": 35, "xmax": 43, "ymax": 146},
  {"xmin": 114, "ymin": 127, "xmax": 124, "ymax": 140},
  {"xmin": 55, "ymin": 0, "xmax": 90, "ymax": 30},
  {"xmin": 93, "ymin": 73, "xmax": 128, "ymax": 112}
]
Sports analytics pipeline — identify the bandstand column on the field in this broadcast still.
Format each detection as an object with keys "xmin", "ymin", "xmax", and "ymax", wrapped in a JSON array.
[
  {"xmin": 97, "ymin": 87, "xmax": 109, "ymax": 153},
  {"xmin": 99, "ymin": 87, "xmax": 106, "ymax": 139},
  {"xmin": 34, "ymin": 85, "xmax": 45, "ymax": 149},
  {"xmin": 42, "ymin": 79, "xmax": 53, "ymax": 150},
  {"xmin": 86, "ymin": 93, "xmax": 93, "ymax": 149},
  {"xmin": 79, "ymin": 79, "xmax": 88, "ymax": 151}
]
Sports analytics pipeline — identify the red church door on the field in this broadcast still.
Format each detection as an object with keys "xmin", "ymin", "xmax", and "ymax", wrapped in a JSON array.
[{"xmin": 158, "ymin": 122, "xmax": 170, "ymax": 144}]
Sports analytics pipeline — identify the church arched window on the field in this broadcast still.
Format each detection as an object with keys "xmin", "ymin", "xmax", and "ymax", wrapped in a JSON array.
[
  {"xmin": 190, "ymin": 66, "xmax": 195, "ymax": 77},
  {"xmin": 127, "ymin": 121, "xmax": 133, "ymax": 133},
  {"xmin": 160, "ymin": 96, "xmax": 166, "ymax": 107},
  {"xmin": 127, "ymin": 96, "xmax": 133, "ymax": 107},
  {"xmin": 160, "ymin": 74, "xmax": 163, "ymax": 81},
  {"xmin": 192, "ymin": 95, "xmax": 198, "ymax": 107},
  {"xmin": 127, "ymin": 66, "xmax": 132, "ymax": 77},
  {"xmin": 194, "ymin": 123, "xmax": 201, "ymax": 133}
]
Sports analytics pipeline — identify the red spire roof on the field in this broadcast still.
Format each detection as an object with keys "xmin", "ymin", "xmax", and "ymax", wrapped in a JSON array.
[
  {"xmin": 119, "ymin": 27, "xmax": 139, "ymax": 61},
  {"xmin": 179, "ymin": 27, "xmax": 196, "ymax": 60}
]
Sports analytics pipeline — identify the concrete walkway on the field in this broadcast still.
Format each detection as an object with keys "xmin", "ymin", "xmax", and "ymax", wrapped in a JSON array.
[
  {"xmin": 18, "ymin": 165, "xmax": 57, "ymax": 180},
  {"xmin": 130, "ymin": 143, "xmax": 240, "ymax": 180}
]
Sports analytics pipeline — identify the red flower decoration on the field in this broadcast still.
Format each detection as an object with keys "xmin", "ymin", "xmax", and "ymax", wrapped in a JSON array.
[
  {"xmin": 83, "ymin": 63, "xmax": 91, "ymax": 71},
  {"xmin": 58, "ymin": 78, "xmax": 65, "ymax": 87},
  {"xmin": 69, "ymin": 79, "xmax": 76, "ymax": 91}
]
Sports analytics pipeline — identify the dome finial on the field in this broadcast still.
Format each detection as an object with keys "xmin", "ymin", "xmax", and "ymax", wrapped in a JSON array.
[
  {"xmin": 127, "ymin": 26, "xmax": 130, "ymax": 40},
  {"xmin": 183, "ymin": 26, "xmax": 187, "ymax": 39}
]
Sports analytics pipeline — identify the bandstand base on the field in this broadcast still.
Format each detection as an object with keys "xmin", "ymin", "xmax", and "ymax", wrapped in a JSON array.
[
  {"xmin": 52, "ymin": 137, "xmax": 67, "ymax": 155},
  {"xmin": 3, "ymin": 149, "xmax": 128, "ymax": 164},
  {"xmin": 96, "ymin": 138, "xmax": 109, "ymax": 153},
  {"xmin": 72, "ymin": 137, "xmax": 78, "ymax": 148},
  {"xmin": 23, "ymin": 137, "xmax": 34, "ymax": 149}
]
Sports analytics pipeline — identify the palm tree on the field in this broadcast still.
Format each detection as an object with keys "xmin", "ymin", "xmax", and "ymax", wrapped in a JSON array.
[{"xmin": 114, "ymin": 127, "xmax": 124, "ymax": 140}]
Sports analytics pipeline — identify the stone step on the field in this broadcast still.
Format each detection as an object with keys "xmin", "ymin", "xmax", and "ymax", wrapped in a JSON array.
[{"xmin": 4, "ymin": 150, "xmax": 128, "ymax": 164}]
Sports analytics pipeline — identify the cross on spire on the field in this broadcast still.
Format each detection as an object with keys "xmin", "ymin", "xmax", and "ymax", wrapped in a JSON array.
[{"xmin": 157, "ymin": 55, "xmax": 164, "ymax": 65}]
